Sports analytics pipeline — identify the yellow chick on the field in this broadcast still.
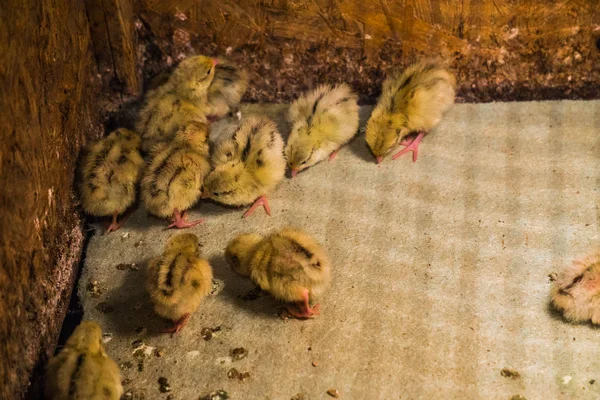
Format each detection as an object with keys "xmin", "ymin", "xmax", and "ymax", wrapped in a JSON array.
[
  {"xmin": 146, "ymin": 233, "xmax": 213, "ymax": 333},
  {"xmin": 206, "ymin": 58, "xmax": 249, "ymax": 121},
  {"xmin": 551, "ymin": 251, "xmax": 600, "ymax": 324},
  {"xmin": 203, "ymin": 117, "xmax": 285, "ymax": 218},
  {"xmin": 285, "ymin": 84, "xmax": 359, "ymax": 177},
  {"xmin": 136, "ymin": 55, "xmax": 217, "ymax": 153},
  {"xmin": 45, "ymin": 321, "xmax": 122, "ymax": 400},
  {"xmin": 141, "ymin": 121, "xmax": 211, "ymax": 228},
  {"xmin": 365, "ymin": 61, "xmax": 456, "ymax": 164},
  {"xmin": 225, "ymin": 227, "xmax": 331, "ymax": 318},
  {"xmin": 79, "ymin": 128, "xmax": 144, "ymax": 234}
]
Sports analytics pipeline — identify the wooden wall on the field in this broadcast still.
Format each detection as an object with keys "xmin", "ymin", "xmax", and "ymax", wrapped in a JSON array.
[
  {"xmin": 136, "ymin": 0, "xmax": 600, "ymax": 103},
  {"xmin": 0, "ymin": 1, "xmax": 99, "ymax": 398}
]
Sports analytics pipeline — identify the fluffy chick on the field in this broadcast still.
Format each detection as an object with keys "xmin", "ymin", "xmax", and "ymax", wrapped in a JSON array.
[
  {"xmin": 225, "ymin": 227, "xmax": 331, "ymax": 318},
  {"xmin": 366, "ymin": 61, "xmax": 456, "ymax": 164},
  {"xmin": 285, "ymin": 84, "xmax": 359, "ymax": 177},
  {"xmin": 141, "ymin": 121, "xmax": 211, "ymax": 228},
  {"xmin": 136, "ymin": 55, "xmax": 217, "ymax": 153},
  {"xmin": 146, "ymin": 233, "xmax": 213, "ymax": 333},
  {"xmin": 203, "ymin": 117, "xmax": 285, "ymax": 218},
  {"xmin": 551, "ymin": 251, "xmax": 600, "ymax": 324},
  {"xmin": 206, "ymin": 58, "xmax": 248, "ymax": 121},
  {"xmin": 45, "ymin": 321, "xmax": 122, "ymax": 400},
  {"xmin": 79, "ymin": 128, "xmax": 144, "ymax": 234}
]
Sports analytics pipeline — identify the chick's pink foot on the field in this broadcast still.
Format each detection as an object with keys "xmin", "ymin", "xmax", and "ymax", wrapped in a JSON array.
[
  {"xmin": 163, "ymin": 314, "xmax": 190, "ymax": 334},
  {"xmin": 104, "ymin": 211, "xmax": 129, "ymax": 234},
  {"xmin": 167, "ymin": 209, "xmax": 204, "ymax": 229},
  {"xmin": 243, "ymin": 196, "xmax": 271, "ymax": 218},
  {"xmin": 392, "ymin": 131, "xmax": 425, "ymax": 163},
  {"xmin": 286, "ymin": 289, "xmax": 320, "ymax": 319},
  {"xmin": 329, "ymin": 150, "xmax": 339, "ymax": 162}
]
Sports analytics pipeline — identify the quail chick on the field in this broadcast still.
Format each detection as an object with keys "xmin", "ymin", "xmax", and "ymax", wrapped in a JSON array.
[
  {"xmin": 45, "ymin": 321, "xmax": 122, "ymax": 400},
  {"xmin": 141, "ymin": 121, "xmax": 211, "ymax": 228},
  {"xmin": 206, "ymin": 58, "xmax": 248, "ymax": 121},
  {"xmin": 285, "ymin": 84, "xmax": 359, "ymax": 177},
  {"xmin": 551, "ymin": 251, "xmax": 600, "ymax": 324},
  {"xmin": 136, "ymin": 55, "xmax": 217, "ymax": 153},
  {"xmin": 79, "ymin": 128, "xmax": 144, "ymax": 234},
  {"xmin": 366, "ymin": 61, "xmax": 456, "ymax": 164},
  {"xmin": 225, "ymin": 227, "xmax": 331, "ymax": 318},
  {"xmin": 146, "ymin": 233, "xmax": 213, "ymax": 333},
  {"xmin": 203, "ymin": 117, "xmax": 285, "ymax": 218}
]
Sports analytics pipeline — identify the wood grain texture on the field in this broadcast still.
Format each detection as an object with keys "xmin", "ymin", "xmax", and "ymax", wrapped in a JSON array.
[
  {"xmin": 0, "ymin": 0, "xmax": 99, "ymax": 398},
  {"xmin": 86, "ymin": 0, "xmax": 140, "ymax": 95},
  {"xmin": 136, "ymin": 0, "xmax": 600, "ymax": 103}
]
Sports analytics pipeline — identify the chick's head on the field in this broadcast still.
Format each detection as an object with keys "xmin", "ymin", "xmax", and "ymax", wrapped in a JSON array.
[
  {"xmin": 171, "ymin": 55, "xmax": 218, "ymax": 99},
  {"xmin": 225, "ymin": 233, "xmax": 263, "ymax": 276},
  {"xmin": 365, "ymin": 112, "xmax": 409, "ymax": 164},
  {"xmin": 110, "ymin": 128, "xmax": 142, "ymax": 149},
  {"xmin": 165, "ymin": 233, "xmax": 200, "ymax": 255},
  {"xmin": 202, "ymin": 162, "xmax": 245, "ymax": 205},
  {"xmin": 285, "ymin": 130, "xmax": 320, "ymax": 176},
  {"xmin": 66, "ymin": 321, "xmax": 104, "ymax": 354}
]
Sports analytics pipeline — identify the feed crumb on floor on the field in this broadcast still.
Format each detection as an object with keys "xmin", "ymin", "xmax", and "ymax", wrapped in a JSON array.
[
  {"xmin": 230, "ymin": 347, "xmax": 248, "ymax": 361},
  {"xmin": 86, "ymin": 280, "xmax": 102, "ymax": 297},
  {"xmin": 199, "ymin": 390, "xmax": 229, "ymax": 400},
  {"xmin": 327, "ymin": 388, "xmax": 340, "ymax": 398},
  {"xmin": 227, "ymin": 367, "xmax": 250, "ymax": 381},
  {"xmin": 291, "ymin": 394, "xmax": 306, "ymax": 400},
  {"xmin": 158, "ymin": 377, "xmax": 171, "ymax": 393},
  {"xmin": 510, "ymin": 395, "xmax": 527, "ymax": 400},
  {"xmin": 501, "ymin": 368, "xmax": 521, "ymax": 379}
]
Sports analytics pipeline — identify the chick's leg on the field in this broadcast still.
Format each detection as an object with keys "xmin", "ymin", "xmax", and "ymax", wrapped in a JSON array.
[
  {"xmin": 163, "ymin": 314, "xmax": 190, "ymax": 334},
  {"xmin": 328, "ymin": 150, "xmax": 339, "ymax": 162},
  {"xmin": 286, "ymin": 289, "xmax": 320, "ymax": 319},
  {"xmin": 392, "ymin": 131, "xmax": 425, "ymax": 163},
  {"xmin": 104, "ymin": 211, "xmax": 129, "ymax": 234},
  {"xmin": 167, "ymin": 209, "xmax": 205, "ymax": 229},
  {"xmin": 243, "ymin": 196, "xmax": 271, "ymax": 218}
]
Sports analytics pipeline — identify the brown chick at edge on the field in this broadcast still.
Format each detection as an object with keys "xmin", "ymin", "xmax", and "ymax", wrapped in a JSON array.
[
  {"xmin": 225, "ymin": 227, "xmax": 331, "ymax": 318},
  {"xmin": 141, "ymin": 121, "xmax": 211, "ymax": 229},
  {"xmin": 78, "ymin": 128, "xmax": 144, "ymax": 234},
  {"xmin": 365, "ymin": 61, "xmax": 456, "ymax": 164},
  {"xmin": 551, "ymin": 251, "xmax": 600, "ymax": 324},
  {"xmin": 203, "ymin": 117, "xmax": 285, "ymax": 218},
  {"xmin": 136, "ymin": 55, "xmax": 217, "ymax": 153},
  {"xmin": 146, "ymin": 233, "xmax": 213, "ymax": 333},
  {"xmin": 45, "ymin": 321, "xmax": 122, "ymax": 400}
]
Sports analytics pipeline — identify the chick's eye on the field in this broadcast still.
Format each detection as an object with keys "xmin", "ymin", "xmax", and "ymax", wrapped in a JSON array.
[
  {"xmin": 206, "ymin": 68, "xmax": 212, "ymax": 75},
  {"xmin": 213, "ymin": 192, "xmax": 219, "ymax": 197}
]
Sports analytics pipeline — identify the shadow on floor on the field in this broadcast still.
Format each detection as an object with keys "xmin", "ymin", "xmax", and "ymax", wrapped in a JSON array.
[{"xmin": 209, "ymin": 254, "xmax": 283, "ymax": 318}]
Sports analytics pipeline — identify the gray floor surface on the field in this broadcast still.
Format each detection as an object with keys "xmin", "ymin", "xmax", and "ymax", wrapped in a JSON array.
[{"xmin": 80, "ymin": 100, "xmax": 600, "ymax": 400}]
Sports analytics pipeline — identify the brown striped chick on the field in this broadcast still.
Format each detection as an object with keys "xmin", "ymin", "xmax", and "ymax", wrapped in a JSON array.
[
  {"xmin": 202, "ymin": 117, "xmax": 285, "ymax": 218},
  {"xmin": 141, "ymin": 121, "xmax": 210, "ymax": 228},
  {"xmin": 551, "ymin": 251, "xmax": 600, "ymax": 324},
  {"xmin": 285, "ymin": 84, "xmax": 359, "ymax": 178},
  {"xmin": 45, "ymin": 321, "xmax": 122, "ymax": 400},
  {"xmin": 79, "ymin": 128, "xmax": 144, "ymax": 234},
  {"xmin": 146, "ymin": 233, "xmax": 213, "ymax": 333},
  {"xmin": 225, "ymin": 227, "xmax": 331, "ymax": 318},
  {"xmin": 206, "ymin": 58, "xmax": 248, "ymax": 121},
  {"xmin": 136, "ymin": 55, "xmax": 217, "ymax": 153},
  {"xmin": 366, "ymin": 61, "xmax": 456, "ymax": 164}
]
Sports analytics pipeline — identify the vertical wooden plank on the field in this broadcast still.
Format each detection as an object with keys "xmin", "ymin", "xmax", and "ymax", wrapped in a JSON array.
[{"xmin": 85, "ymin": 0, "xmax": 140, "ymax": 95}]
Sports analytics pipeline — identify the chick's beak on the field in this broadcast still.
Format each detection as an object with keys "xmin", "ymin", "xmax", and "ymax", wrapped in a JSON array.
[
  {"xmin": 211, "ymin": 58, "xmax": 219, "ymax": 66},
  {"xmin": 376, "ymin": 156, "xmax": 383, "ymax": 164},
  {"xmin": 291, "ymin": 169, "xmax": 298, "ymax": 178},
  {"xmin": 201, "ymin": 192, "xmax": 210, "ymax": 199}
]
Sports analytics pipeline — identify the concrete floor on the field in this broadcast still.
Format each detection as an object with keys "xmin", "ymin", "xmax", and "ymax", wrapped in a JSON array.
[{"xmin": 80, "ymin": 100, "xmax": 600, "ymax": 400}]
